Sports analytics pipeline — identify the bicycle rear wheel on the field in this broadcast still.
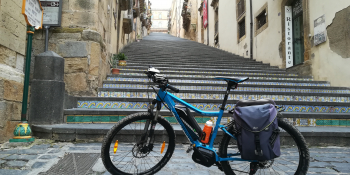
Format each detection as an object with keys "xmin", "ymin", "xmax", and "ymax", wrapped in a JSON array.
[
  {"xmin": 219, "ymin": 118, "xmax": 310, "ymax": 175},
  {"xmin": 101, "ymin": 112, "xmax": 176, "ymax": 175}
]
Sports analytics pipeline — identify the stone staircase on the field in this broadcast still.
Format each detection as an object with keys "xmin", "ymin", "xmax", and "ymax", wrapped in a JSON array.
[{"xmin": 33, "ymin": 33, "xmax": 350, "ymax": 144}]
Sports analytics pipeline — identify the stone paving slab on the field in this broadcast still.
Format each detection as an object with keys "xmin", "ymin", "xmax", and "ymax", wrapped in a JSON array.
[{"xmin": 0, "ymin": 140, "xmax": 349, "ymax": 174}]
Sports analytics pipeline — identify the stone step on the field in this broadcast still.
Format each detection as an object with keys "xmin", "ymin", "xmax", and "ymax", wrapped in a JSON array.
[
  {"xmin": 124, "ymin": 64, "xmax": 280, "ymax": 70},
  {"xmin": 64, "ymin": 109, "xmax": 350, "ymax": 120},
  {"xmin": 102, "ymin": 82, "xmax": 350, "ymax": 94},
  {"xmin": 63, "ymin": 110, "xmax": 350, "ymax": 128},
  {"xmin": 75, "ymin": 97, "xmax": 350, "ymax": 112},
  {"xmin": 119, "ymin": 69, "xmax": 306, "ymax": 78},
  {"xmin": 107, "ymin": 76, "xmax": 329, "ymax": 86},
  {"xmin": 126, "ymin": 60, "xmax": 270, "ymax": 66},
  {"xmin": 32, "ymin": 123, "xmax": 350, "ymax": 144},
  {"xmin": 127, "ymin": 56, "xmax": 264, "ymax": 62},
  {"xmin": 97, "ymin": 88, "xmax": 350, "ymax": 100}
]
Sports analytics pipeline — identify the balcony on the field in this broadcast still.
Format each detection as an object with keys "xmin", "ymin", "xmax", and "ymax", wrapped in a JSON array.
[
  {"xmin": 120, "ymin": 0, "xmax": 132, "ymax": 10},
  {"xmin": 123, "ymin": 11, "xmax": 133, "ymax": 34}
]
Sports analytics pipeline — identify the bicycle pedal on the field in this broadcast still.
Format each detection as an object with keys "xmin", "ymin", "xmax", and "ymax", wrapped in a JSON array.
[{"xmin": 186, "ymin": 144, "xmax": 194, "ymax": 153}]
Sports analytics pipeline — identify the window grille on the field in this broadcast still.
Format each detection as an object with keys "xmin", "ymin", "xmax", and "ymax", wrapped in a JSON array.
[
  {"xmin": 256, "ymin": 10, "xmax": 267, "ymax": 29},
  {"xmin": 238, "ymin": 18, "xmax": 245, "ymax": 39}
]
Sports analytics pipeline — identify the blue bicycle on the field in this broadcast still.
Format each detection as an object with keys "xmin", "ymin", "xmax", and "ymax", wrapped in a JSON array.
[{"xmin": 101, "ymin": 67, "xmax": 309, "ymax": 175}]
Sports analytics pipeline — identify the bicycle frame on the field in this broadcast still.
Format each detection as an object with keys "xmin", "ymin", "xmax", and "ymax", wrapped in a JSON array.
[{"xmin": 156, "ymin": 88, "xmax": 256, "ymax": 163}]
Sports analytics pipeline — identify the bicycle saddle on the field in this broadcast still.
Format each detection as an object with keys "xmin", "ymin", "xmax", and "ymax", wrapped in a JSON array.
[{"xmin": 214, "ymin": 76, "xmax": 249, "ymax": 83}]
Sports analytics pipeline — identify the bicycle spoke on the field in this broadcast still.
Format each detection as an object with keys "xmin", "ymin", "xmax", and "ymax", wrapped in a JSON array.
[{"xmin": 102, "ymin": 113, "xmax": 175, "ymax": 174}]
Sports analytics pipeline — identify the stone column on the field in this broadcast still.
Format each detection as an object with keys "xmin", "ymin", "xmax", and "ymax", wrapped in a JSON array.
[{"xmin": 29, "ymin": 51, "xmax": 65, "ymax": 125}]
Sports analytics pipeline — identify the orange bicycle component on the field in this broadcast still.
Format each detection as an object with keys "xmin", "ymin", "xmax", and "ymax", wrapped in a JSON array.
[
  {"xmin": 113, "ymin": 140, "xmax": 119, "ymax": 154},
  {"xmin": 161, "ymin": 141, "xmax": 166, "ymax": 154}
]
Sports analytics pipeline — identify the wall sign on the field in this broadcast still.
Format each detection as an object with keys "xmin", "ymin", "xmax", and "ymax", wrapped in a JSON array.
[
  {"xmin": 40, "ymin": 0, "xmax": 62, "ymax": 26},
  {"xmin": 285, "ymin": 6, "xmax": 293, "ymax": 68},
  {"xmin": 314, "ymin": 15, "xmax": 327, "ymax": 46},
  {"xmin": 22, "ymin": 0, "xmax": 44, "ymax": 29}
]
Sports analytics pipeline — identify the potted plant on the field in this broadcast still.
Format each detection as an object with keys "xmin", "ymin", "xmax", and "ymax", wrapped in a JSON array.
[
  {"xmin": 111, "ymin": 54, "xmax": 119, "ymax": 74},
  {"xmin": 137, "ymin": 34, "xmax": 141, "ymax": 42},
  {"xmin": 117, "ymin": 53, "xmax": 127, "ymax": 66}
]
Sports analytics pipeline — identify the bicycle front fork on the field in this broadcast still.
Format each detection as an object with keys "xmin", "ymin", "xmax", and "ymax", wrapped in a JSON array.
[{"xmin": 140, "ymin": 100, "xmax": 161, "ymax": 146}]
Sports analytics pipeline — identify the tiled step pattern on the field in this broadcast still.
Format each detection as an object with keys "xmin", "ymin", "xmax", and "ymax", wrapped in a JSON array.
[
  {"xmin": 101, "ymin": 84, "xmax": 350, "ymax": 94},
  {"xmin": 107, "ymin": 77, "xmax": 330, "ymax": 86},
  {"xmin": 77, "ymin": 101, "xmax": 350, "ymax": 113},
  {"xmin": 118, "ymin": 72, "xmax": 311, "ymax": 81},
  {"xmin": 97, "ymin": 91, "xmax": 350, "ymax": 103}
]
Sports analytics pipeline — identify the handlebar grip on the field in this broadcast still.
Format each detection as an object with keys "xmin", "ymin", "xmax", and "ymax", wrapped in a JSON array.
[{"xmin": 167, "ymin": 84, "xmax": 180, "ymax": 93}]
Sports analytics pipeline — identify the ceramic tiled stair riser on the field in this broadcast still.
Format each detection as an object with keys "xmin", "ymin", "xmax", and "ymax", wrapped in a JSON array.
[
  {"xmin": 101, "ymin": 84, "xmax": 350, "ymax": 94},
  {"xmin": 77, "ymin": 101, "xmax": 350, "ymax": 113},
  {"xmin": 97, "ymin": 91, "xmax": 350, "ymax": 103},
  {"xmin": 65, "ymin": 33, "xmax": 350, "ymax": 127},
  {"xmin": 107, "ymin": 77, "xmax": 329, "ymax": 86}
]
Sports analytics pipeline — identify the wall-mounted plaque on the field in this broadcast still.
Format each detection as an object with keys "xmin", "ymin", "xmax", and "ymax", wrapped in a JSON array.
[{"xmin": 40, "ymin": 0, "xmax": 62, "ymax": 26}]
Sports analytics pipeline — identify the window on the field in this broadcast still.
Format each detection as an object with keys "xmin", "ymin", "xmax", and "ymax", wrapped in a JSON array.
[
  {"xmin": 255, "ymin": 3, "xmax": 268, "ymax": 36},
  {"xmin": 237, "ymin": 0, "xmax": 245, "ymax": 18},
  {"xmin": 238, "ymin": 18, "xmax": 245, "ymax": 39},
  {"xmin": 158, "ymin": 12, "xmax": 162, "ymax": 19},
  {"xmin": 236, "ymin": 0, "xmax": 246, "ymax": 42},
  {"xmin": 256, "ymin": 10, "xmax": 266, "ymax": 29}
]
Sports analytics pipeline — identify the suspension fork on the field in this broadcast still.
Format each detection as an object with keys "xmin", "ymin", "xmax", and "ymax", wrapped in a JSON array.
[{"xmin": 140, "ymin": 99, "xmax": 160, "ymax": 146}]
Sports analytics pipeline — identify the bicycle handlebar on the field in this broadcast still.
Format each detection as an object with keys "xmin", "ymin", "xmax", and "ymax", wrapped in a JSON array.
[
  {"xmin": 167, "ymin": 84, "xmax": 180, "ymax": 93},
  {"xmin": 144, "ymin": 69, "xmax": 180, "ymax": 93}
]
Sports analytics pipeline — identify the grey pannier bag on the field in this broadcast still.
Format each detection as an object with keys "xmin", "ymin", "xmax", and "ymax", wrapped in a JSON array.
[{"xmin": 232, "ymin": 100, "xmax": 281, "ymax": 161}]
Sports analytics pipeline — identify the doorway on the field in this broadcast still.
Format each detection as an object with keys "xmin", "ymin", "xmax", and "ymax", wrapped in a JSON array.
[{"xmin": 292, "ymin": 0, "xmax": 304, "ymax": 65}]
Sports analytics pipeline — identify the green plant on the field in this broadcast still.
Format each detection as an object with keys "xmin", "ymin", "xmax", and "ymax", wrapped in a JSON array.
[
  {"xmin": 117, "ymin": 53, "xmax": 127, "ymax": 61},
  {"xmin": 111, "ymin": 54, "xmax": 118, "ymax": 68}
]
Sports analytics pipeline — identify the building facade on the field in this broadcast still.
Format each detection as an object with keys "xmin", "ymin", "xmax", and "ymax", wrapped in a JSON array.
[
  {"xmin": 169, "ymin": 0, "xmax": 198, "ymax": 40},
  {"xmin": 0, "ymin": 0, "xmax": 152, "ymax": 142},
  {"xmin": 151, "ymin": 8, "xmax": 170, "ymax": 33},
  {"xmin": 171, "ymin": 0, "xmax": 350, "ymax": 87}
]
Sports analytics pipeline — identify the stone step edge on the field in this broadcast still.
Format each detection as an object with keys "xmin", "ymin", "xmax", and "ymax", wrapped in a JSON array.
[
  {"xmin": 126, "ymin": 63, "xmax": 279, "ymax": 68},
  {"xmin": 123, "ymin": 65, "xmax": 281, "ymax": 69},
  {"xmin": 31, "ymin": 124, "xmax": 350, "ymax": 145},
  {"xmin": 75, "ymin": 97, "xmax": 350, "ymax": 106},
  {"xmin": 120, "ymin": 68, "xmax": 291, "ymax": 74},
  {"xmin": 97, "ymin": 88, "xmax": 350, "ymax": 97},
  {"xmin": 64, "ymin": 109, "xmax": 350, "ymax": 119},
  {"xmin": 119, "ymin": 70, "xmax": 305, "ymax": 78},
  {"xmin": 107, "ymin": 75, "xmax": 328, "ymax": 84},
  {"xmin": 102, "ymin": 81, "xmax": 348, "ymax": 90}
]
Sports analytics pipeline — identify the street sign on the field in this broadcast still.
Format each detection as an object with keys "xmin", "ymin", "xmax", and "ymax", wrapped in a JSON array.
[
  {"xmin": 40, "ymin": 0, "xmax": 63, "ymax": 26},
  {"xmin": 22, "ymin": 0, "xmax": 44, "ymax": 29}
]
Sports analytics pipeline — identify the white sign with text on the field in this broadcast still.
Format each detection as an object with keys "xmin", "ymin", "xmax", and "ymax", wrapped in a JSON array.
[
  {"xmin": 285, "ymin": 6, "xmax": 293, "ymax": 68},
  {"xmin": 40, "ymin": 0, "xmax": 61, "ymax": 26},
  {"xmin": 22, "ymin": 0, "xmax": 43, "ymax": 29}
]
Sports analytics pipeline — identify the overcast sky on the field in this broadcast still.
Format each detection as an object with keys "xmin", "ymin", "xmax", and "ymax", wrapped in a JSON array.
[{"xmin": 150, "ymin": 0, "xmax": 172, "ymax": 9}]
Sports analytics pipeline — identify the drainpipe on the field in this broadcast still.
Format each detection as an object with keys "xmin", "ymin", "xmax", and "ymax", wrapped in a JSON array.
[
  {"xmin": 207, "ymin": 0, "xmax": 209, "ymax": 46},
  {"xmin": 250, "ymin": 0, "xmax": 253, "ymax": 59}
]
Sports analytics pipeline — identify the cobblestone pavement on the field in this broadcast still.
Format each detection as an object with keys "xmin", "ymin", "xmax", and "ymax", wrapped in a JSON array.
[{"xmin": 0, "ymin": 140, "xmax": 349, "ymax": 175}]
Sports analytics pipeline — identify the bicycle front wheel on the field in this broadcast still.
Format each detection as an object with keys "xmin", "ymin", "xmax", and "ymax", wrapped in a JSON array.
[
  {"xmin": 219, "ymin": 118, "xmax": 310, "ymax": 175},
  {"xmin": 101, "ymin": 112, "xmax": 176, "ymax": 175}
]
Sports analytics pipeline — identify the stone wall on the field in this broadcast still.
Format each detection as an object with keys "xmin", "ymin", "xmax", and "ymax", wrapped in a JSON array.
[
  {"xmin": 0, "ymin": 0, "xmax": 27, "ymax": 142},
  {"xmin": 31, "ymin": 0, "xmax": 119, "ymax": 96},
  {"xmin": 32, "ymin": 29, "xmax": 109, "ymax": 96}
]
